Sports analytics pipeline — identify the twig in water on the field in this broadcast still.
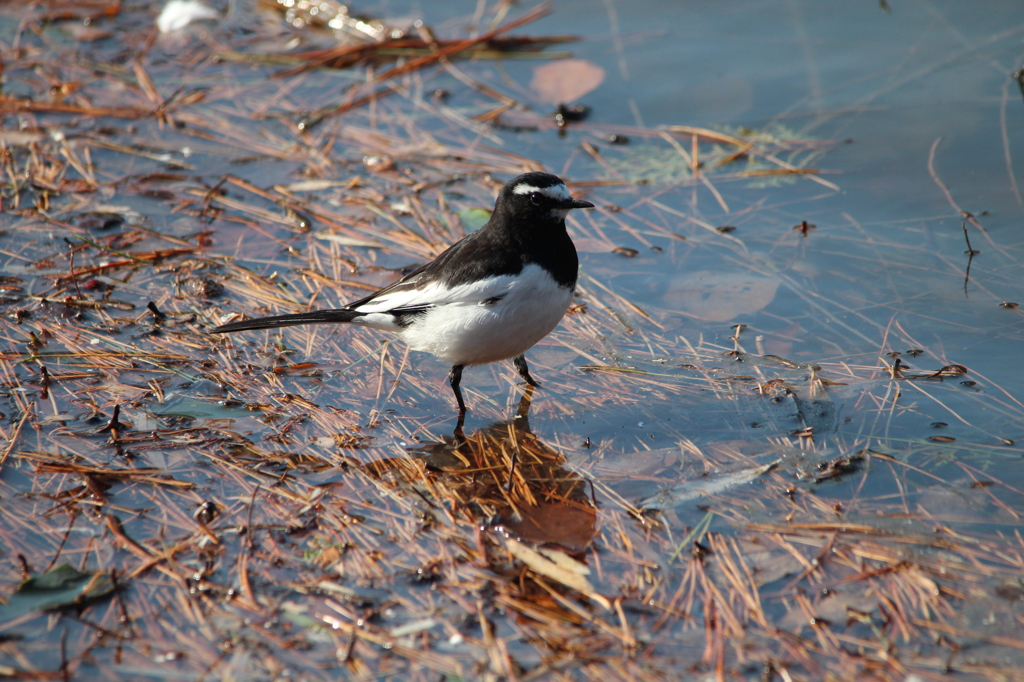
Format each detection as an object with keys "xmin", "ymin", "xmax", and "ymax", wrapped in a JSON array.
[
  {"xmin": 961, "ymin": 214, "xmax": 979, "ymax": 255},
  {"xmin": 727, "ymin": 323, "xmax": 746, "ymax": 357},
  {"xmin": 39, "ymin": 365, "xmax": 50, "ymax": 400},
  {"xmin": 505, "ymin": 449, "xmax": 518, "ymax": 493},
  {"xmin": 246, "ymin": 485, "xmax": 260, "ymax": 553},
  {"xmin": 147, "ymin": 301, "xmax": 165, "ymax": 322},
  {"xmin": 99, "ymin": 404, "xmax": 124, "ymax": 433},
  {"xmin": 928, "ymin": 137, "xmax": 998, "ymax": 251},
  {"xmin": 961, "ymin": 214, "xmax": 980, "ymax": 296},
  {"xmin": 64, "ymin": 238, "xmax": 84, "ymax": 300}
]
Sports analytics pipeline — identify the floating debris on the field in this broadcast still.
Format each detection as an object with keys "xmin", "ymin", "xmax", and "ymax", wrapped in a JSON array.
[
  {"xmin": 157, "ymin": 0, "xmax": 219, "ymax": 33},
  {"xmin": 637, "ymin": 460, "xmax": 779, "ymax": 511},
  {"xmin": 179, "ymin": 277, "xmax": 224, "ymax": 299}
]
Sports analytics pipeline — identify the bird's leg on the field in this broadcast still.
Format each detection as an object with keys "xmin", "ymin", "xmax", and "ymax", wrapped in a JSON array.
[
  {"xmin": 448, "ymin": 364, "xmax": 467, "ymax": 414},
  {"xmin": 512, "ymin": 355, "xmax": 540, "ymax": 387}
]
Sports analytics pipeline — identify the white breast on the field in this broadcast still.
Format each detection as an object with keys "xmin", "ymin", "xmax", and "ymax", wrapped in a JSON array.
[{"xmin": 395, "ymin": 263, "xmax": 574, "ymax": 366}]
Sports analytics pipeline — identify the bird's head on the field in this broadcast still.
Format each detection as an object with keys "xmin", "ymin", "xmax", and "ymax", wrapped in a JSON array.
[{"xmin": 495, "ymin": 172, "xmax": 594, "ymax": 227}]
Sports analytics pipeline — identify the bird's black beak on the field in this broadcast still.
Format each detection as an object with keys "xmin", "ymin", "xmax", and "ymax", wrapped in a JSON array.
[{"xmin": 561, "ymin": 198, "xmax": 595, "ymax": 209}]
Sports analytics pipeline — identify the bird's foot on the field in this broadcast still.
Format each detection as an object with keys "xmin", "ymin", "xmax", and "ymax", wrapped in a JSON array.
[{"xmin": 512, "ymin": 355, "xmax": 541, "ymax": 387}]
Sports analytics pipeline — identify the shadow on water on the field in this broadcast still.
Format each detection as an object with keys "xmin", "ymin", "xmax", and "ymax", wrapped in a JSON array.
[{"xmin": 364, "ymin": 387, "xmax": 598, "ymax": 554}]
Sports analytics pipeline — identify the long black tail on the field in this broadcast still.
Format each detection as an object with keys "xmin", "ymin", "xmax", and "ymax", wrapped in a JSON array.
[{"xmin": 210, "ymin": 309, "xmax": 361, "ymax": 334}]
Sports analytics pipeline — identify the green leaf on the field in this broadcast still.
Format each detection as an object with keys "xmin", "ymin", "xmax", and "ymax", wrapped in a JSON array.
[{"xmin": 457, "ymin": 208, "xmax": 491, "ymax": 232}]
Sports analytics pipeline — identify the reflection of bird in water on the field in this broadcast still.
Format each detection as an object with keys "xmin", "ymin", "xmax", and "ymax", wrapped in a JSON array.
[{"xmin": 363, "ymin": 387, "xmax": 596, "ymax": 553}]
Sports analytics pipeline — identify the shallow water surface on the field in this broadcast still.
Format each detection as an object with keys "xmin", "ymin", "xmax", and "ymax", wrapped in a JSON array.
[{"xmin": 1, "ymin": 0, "xmax": 1023, "ymax": 679}]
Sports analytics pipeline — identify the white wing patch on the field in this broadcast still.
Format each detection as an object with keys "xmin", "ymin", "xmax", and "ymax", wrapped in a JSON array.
[
  {"xmin": 362, "ymin": 264, "xmax": 574, "ymax": 366},
  {"xmin": 511, "ymin": 182, "xmax": 571, "ymax": 201},
  {"xmin": 350, "ymin": 276, "xmax": 515, "ymax": 315}
]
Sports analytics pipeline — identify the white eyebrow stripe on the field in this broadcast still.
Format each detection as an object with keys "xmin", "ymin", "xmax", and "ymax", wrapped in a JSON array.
[{"xmin": 511, "ymin": 183, "xmax": 571, "ymax": 200}]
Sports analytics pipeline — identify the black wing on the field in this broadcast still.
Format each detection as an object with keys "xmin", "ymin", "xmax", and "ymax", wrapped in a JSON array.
[{"xmin": 343, "ymin": 228, "xmax": 524, "ymax": 311}]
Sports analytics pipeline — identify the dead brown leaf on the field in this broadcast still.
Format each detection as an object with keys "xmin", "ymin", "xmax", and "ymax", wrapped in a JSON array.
[{"xmin": 531, "ymin": 59, "xmax": 605, "ymax": 104}]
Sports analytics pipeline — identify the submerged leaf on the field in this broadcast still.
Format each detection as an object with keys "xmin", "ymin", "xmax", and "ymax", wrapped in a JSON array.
[
  {"xmin": 531, "ymin": 59, "xmax": 605, "ymax": 104},
  {"xmin": 638, "ymin": 460, "xmax": 779, "ymax": 511},
  {"xmin": 145, "ymin": 395, "xmax": 254, "ymax": 421},
  {"xmin": 498, "ymin": 500, "xmax": 597, "ymax": 553},
  {"xmin": 664, "ymin": 270, "xmax": 780, "ymax": 322},
  {"xmin": 0, "ymin": 564, "xmax": 115, "ymax": 622}
]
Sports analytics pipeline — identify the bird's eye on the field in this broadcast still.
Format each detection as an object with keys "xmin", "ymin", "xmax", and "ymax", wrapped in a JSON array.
[{"xmin": 529, "ymin": 192, "xmax": 542, "ymax": 206}]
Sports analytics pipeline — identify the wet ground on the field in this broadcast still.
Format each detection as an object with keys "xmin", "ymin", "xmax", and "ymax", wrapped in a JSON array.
[{"xmin": 2, "ymin": 1, "xmax": 1024, "ymax": 680}]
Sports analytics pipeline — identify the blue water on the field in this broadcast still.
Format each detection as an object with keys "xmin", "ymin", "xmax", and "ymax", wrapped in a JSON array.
[{"xmin": 489, "ymin": 0, "xmax": 1024, "ymax": 458}]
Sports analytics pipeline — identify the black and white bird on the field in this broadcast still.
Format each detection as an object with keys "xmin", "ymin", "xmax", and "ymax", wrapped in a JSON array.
[{"xmin": 211, "ymin": 172, "xmax": 594, "ymax": 414}]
